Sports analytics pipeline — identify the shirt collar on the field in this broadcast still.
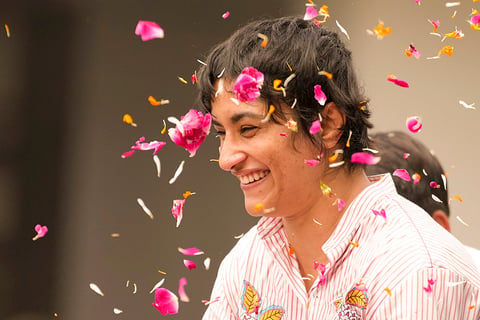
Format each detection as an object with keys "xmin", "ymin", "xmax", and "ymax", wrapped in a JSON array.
[
  {"xmin": 256, "ymin": 174, "xmax": 397, "ymax": 260},
  {"xmin": 322, "ymin": 173, "xmax": 397, "ymax": 263}
]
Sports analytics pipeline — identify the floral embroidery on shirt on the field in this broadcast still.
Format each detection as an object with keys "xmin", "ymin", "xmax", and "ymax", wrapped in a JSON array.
[
  {"xmin": 332, "ymin": 283, "xmax": 369, "ymax": 320},
  {"xmin": 238, "ymin": 280, "xmax": 285, "ymax": 320}
]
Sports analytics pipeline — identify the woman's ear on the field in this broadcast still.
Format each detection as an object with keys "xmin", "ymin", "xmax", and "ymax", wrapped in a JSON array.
[
  {"xmin": 432, "ymin": 209, "xmax": 451, "ymax": 232},
  {"xmin": 321, "ymin": 102, "xmax": 345, "ymax": 149}
]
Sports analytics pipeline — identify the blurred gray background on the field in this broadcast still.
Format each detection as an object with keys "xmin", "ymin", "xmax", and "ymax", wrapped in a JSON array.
[{"xmin": 0, "ymin": 0, "xmax": 478, "ymax": 319}]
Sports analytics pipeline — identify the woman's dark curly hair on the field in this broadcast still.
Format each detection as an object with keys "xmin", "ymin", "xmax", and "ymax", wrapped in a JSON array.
[{"xmin": 197, "ymin": 16, "xmax": 373, "ymax": 171}]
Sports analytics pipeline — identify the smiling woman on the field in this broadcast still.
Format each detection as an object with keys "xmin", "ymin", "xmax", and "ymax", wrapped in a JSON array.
[{"xmin": 196, "ymin": 16, "xmax": 480, "ymax": 320}]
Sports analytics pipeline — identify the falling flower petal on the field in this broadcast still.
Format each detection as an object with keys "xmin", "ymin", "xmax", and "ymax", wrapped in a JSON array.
[
  {"xmin": 459, "ymin": 100, "xmax": 476, "ymax": 109},
  {"xmin": 470, "ymin": 15, "xmax": 480, "ymax": 30},
  {"xmin": 336, "ymin": 198, "xmax": 346, "ymax": 211},
  {"xmin": 149, "ymin": 278, "xmax": 165, "ymax": 293},
  {"xmin": 183, "ymin": 191, "xmax": 195, "ymax": 199},
  {"xmin": 393, "ymin": 169, "xmax": 411, "ymax": 181},
  {"xmin": 137, "ymin": 198, "xmax": 154, "ymax": 219},
  {"xmin": 403, "ymin": 153, "xmax": 410, "ymax": 159},
  {"xmin": 153, "ymin": 155, "xmax": 161, "ymax": 177},
  {"xmin": 178, "ymin": 277, "xmax": 189, "ymax": 303},
  {"xmin": 178, "ymin": 76, "xmax": 188, "ymax": 84},
  {"xmin": 432, "ymin": 194, "xmax": 443, "ymax": 203},
  {"xmin": 202, "ymin": 296, "xmax": 221, "ymax": 305},
  {"xmin": 148, "ymin": 95, "xmax": 169, "ymax": 106},
  {"xmin": 113, "ymin": 308, "xmax": 123, "ymax": 314},
  {"xmin": 318, "ymin": 70, "xmax": 333, "ymax": 79},
  {"xmin": 5, "ymin": 24, "xmax": 11, "ymax": 38},
  {"xmin": 314, "ymin": 85, "xmax": 327, "ymax": 106},
  {"xmin": 135, "ymin": 20, "xmax": 164, "ymax": 41},
  {"xmin": 32, "ymin": 224, "xmax": 48, "ymax": 241},
  {"xmin": 372, "ymin": 208, "xmax": 387, "ymax": 219},
  {"xmin": 452, "ymin": 195, "xmax": 463, "ymax": 202},
  {"xmin": 456, "ymin": 216, "xmax": 470, "ymax": 227},
  {"xmin": 183, "ymin": 259, "xmax": 197, "ymax": 270},
  {"xmin": 152, "ymin": 288, "xmax": 179, "ymax": 315},
  {"xmin": 385, "ymin": 288, "xmax": 392, "ymax": 296},
  {"xmin": 168, "ymin": 109, "xmax": 211, "ymax": 157},
  {"xmin": 371, "ymin": 21, "xmax": 392, "ymax": 39},
  {"xmin": 304, "ymin": 6, "xmax": 318, "ymax": 20},
  {"xmin": 309, "ymin": 120, "xmax": 322, "ymax": 135},
  {"xmin": 336, "ymin": 20, "xmax": 350, "ymax": 40},
  {"xmin": 429, "ymin": 19, "xmax": 440, "ymax": 33},
  {"xmin": 123, "ymin": 136, "xmax": 167, "ymax": 158},
  {"xmin": 387, "ymin": 74, "xmax": 410, "ymax": 88},
  {"xmin": 405, "ymin": 44, "xmax": 421, "ymax": 59},
  {"xmin": 89, "ymin": 283, "xmax": 105, "ymax": 296},
  {"xmin": 204, "ymin": 257, "xmax": 211, "ymax": 270},
  {"xmin": 122, "ymin": 114, "xmax": 137, "ymax": 127},
  {"xmin": 232, "ymin": 67, "xmax": 264, "ymax": 102},
  {"xmin": 351, "ymin": 152, "xmax": 381, "ymax": 165},
  {"xmin": 178, "ymin": 247, "xmax": 204, "ymax": 256},
  {"xmin": 171, "ymin": 199, "xmax": 186, "ymax": 227},
  {"xmin": 442, "ymin": 28, "xmax": 464, "ymax": 40},
  {"xmin": 169, "ymin": 160, "xmax": 185, "ymax": 184},
  {"xmin": 221, "ymin": 11, "xmax": 230, "ymax": 19},
  {"xmin": 445, "ymin": 2, "xmax": 461, "ymax": 7},
  {"xmin": 320, "ymin": 182, "xmax": 334, "ymax": 197},
  {"xmin": 406, "ymin": 116, "xmax": 423, "ymax": 133}
]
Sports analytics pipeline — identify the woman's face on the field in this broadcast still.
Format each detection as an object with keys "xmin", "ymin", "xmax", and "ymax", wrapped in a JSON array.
[{"xmin": 211, "ymin": 87, "xmax": 327, "ymax": 218}]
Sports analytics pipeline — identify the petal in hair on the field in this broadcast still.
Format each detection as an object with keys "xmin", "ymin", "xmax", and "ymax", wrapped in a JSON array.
[
  {"xmin": 232, "ymin": 67, "xmax": 264, "ymax": 102},
  {"xmin": 314, "ymin": 85, "xmax": 327, "ymax": 106},
  {"xmin": 351, "ymin": 152, "xmax": 381, "ymax": 165},
  {"xmin": 393, "ymin": 169, "xmax": 411, "ymax": 181}
]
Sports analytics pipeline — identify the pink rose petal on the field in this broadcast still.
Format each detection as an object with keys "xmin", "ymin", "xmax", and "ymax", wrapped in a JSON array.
[
  {"xmin": 314, "ymin": 85, "xmax": 327, "ymax": 106},
  {"xmin": 304, "ymin": 6, "xmax": 319, "ymax": 20},
  {"xmin": 152, "ymin": 288, "xmax": 179, "ymax": 315},
  {"xmin": 406, "ymin": 116, "xmax": 422, "ymax": 133},
  {"xmin": 387, "ymin": 76, "xmax": 410, "ymax": 88},
  {"xmin": 123, "ymin": 137, "xmax": 167, "ymax": 157},
  {"xmin": 178, "ymin": 247, "xmax": 204, "ymax": 256},
  {"xmin": 337, "ymin": 198, "xmax": 346, "ymax": 211},
  {"xmin": 232, "ymin": 67, "xmax": 264, "ymax": 102},
  {"xmin": 222, "ymin": 11, "xmax": 230, "ymax": 19},
  {"xmin": 372, "ymin": 208, "xmax": 387, "ymax": 219},
  {"xmin": 350, "ymin": 152, "xmax": 381, "ymax": 165},
  {"xmin": 178, "ymin": 278, "xmax": 189, "ymax": 303},
  {"xmin": 168, "ymin": 109, "xmax": 211, "ymax": 157},
  {"xmin": 32, "ymin": 224, "xmax": 48, "ymax": 240},
  {"xmin": 135, "ymin": 20, "xmax": 164, "ymax": 41},
  {"xmin": 430, "ymin": 181, "xmax": 440, "ymax": 188},
  {"xmin": 403, "ymin": 153, "xmax": 410, "ymax": 159},
  {"xmin": 393, "ymin": 169, "xmax": 411, "ymax": 181},
  {"xmin": 183, "ymin": 259, "xmax": 197, "ymax": 270},
  {"xmin": 304, "ymin": 159, "xmax": 320, "ymax": 167},
  {"xmin": 471, "ymin": 15, "xmax": 480, "ymax": 25},
  {"xmin": 171, "ymin": 199, "xmax": 186, "ymax": 228},
  {"xmin": 309, "ymin": 120, "xmax": 322, "ymax": 135}
]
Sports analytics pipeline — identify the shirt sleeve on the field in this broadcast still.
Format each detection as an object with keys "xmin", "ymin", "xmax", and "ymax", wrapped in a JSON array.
[
  {"xmin": 370, "ymin": 267, "xmax": 480, "ymax": 319},
  {"xmin": 202, "ymin": 253, "xmax": 240, "ymax": 320}
]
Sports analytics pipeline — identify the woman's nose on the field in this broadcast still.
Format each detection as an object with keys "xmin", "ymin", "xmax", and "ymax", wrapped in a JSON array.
[{"xmin": 218, "ymin": 137, "xmax": 247, "ymax": 171}]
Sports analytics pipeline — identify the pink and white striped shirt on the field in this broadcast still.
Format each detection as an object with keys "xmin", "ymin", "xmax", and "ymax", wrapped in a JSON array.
[{"xmin": 203, "ymin": 174, "xmax": 480, "ymax": 319}]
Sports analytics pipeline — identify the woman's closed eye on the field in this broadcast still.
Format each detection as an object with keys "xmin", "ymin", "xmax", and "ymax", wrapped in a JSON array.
[{"xmin": 240, "ymin": 126, "xmax": 259, "ymax": 137}]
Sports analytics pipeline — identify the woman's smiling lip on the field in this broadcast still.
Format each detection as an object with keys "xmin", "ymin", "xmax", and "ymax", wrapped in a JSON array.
[{"xmin": 232, "ymin": 169, "xmax": 271, "ymax": 189}]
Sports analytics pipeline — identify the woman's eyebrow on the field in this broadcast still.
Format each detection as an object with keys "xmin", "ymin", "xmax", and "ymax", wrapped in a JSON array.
[{"xmin": 212, "ymin": 112, "xmax": 263, "ymax": 126}]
